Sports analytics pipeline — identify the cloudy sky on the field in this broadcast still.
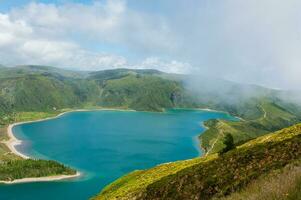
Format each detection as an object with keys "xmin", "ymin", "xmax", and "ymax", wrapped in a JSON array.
[{"xmin": 0, "ymin": 0, "xmax": 301, "ymax": 89}]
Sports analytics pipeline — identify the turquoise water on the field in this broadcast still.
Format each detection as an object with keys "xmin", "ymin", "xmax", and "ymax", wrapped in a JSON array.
[{"xmin": 0, "ymin": 109, "xmax": 235, "ymax": 200}]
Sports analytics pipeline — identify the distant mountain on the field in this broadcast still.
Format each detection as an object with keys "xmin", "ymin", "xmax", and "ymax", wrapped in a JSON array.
[
  {"xmin": 0, "ymin": 65, "xmax": 88, "ymax": 79},
  {"xmin": 0, "ymin": 65, "xmax": 300, "ymax": 149},
  {"xmin": 1, "ymin": 65, "xmax": 300, "ymax": 199}
]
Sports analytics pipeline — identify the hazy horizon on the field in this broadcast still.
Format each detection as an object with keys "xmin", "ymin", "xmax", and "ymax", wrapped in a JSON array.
[{"xmin": 1, "ymin": 0, "xmax": 300, "ymax": 90}]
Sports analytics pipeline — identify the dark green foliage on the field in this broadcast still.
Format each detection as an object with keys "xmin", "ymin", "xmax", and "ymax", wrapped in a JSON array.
[
  {"xmin": 0, "ymin": 65, "xmax": 301, "ymax": 184},
  {"xmin": 1, "ymin": 65, "xmax": 301, "ymax": 152},
  {"xmin": 0, "ymin": 159, "xmax": 76, "ymax": 181},
  {"xmin": 200, "ymin": 100, "xmax": 301, "ymax": 154},
  {"xmin": 1, "ymin": 65, "xmax": 300, "ymax": 120},
  {"xmin": 219, "ymin": 133, "xmax": 235, "ymax": 155},
  {"xmin": 98, "ymin": 75, "xmax": 182, "ymax": 111},
  {"xmin": 94, "ymin": 124, "xmax": 301, "ymax": 200},
  {"xmin": 0, "ymin": 66, "xmax": 195, "ymax": 116},
  {"xmin": 140, "ymin": 128, "xmax": 301, "ymax": 200}
]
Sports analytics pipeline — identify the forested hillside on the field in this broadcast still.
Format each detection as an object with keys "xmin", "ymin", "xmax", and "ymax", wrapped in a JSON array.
[
  {"xmin": 94, "ymin": 123, "xmax": 301, "ymax": 200},
  {"xmin": 0, "ymin": 65, "xmax": 300, "ymax": 193},
  {"xmin": 1, "ymin": 65, "xmax": 301, "ymax": 150}
]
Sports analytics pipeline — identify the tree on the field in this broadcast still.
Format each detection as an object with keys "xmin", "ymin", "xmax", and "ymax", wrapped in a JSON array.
[{"xmin": 219, "ymin": 133, "xmax": 235, "ymax": 155}]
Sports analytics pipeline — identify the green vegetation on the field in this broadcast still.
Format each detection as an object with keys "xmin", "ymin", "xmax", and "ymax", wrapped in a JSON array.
[
  {"xmin": 99, "ymin": 75, "xmax": 182, "ymax": 111},
  {"xmin": 0, "ymin": 111, "xmax": 78, "ymax": 182},
  {"xmin": 0, "ymin": 66, "xmax": 185, "ymax": 122},
  {"xmin": 0, "ymin": 112, "xmax": 59, "ymax": 159},
  {"xmin": 218, "ymin": 161, "xmax": 301, "ymax": 200},
  {"xmin": 96, "ymin": 155, "xmax": 217, "ymax": 200},
  {"xmin": 219, "ymin": 133, "xmax": 235, "ymax": 155},
  {"xmin": 1, "ymin": 65, "xmax": 300, "ymax": 120},
  {"xmin": 93, "ymin": 123, "xmax": 301, "ymax": 200},
  {"xmin": 0, "ymin": 159, "xmax": 76, "ymax": 182},
  {"xmin": 200, "ymin": 101, "xmax": 300, "ymax": 154},
  {"xmin": 0, "ymin": 65, "xmax": 301, "ymax": 188}
]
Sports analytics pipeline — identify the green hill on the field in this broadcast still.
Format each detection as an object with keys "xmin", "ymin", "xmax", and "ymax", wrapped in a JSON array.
[
  {"xmin": 1, "ymin": 66, "xmax": 300, "ymax": 155},
  {"xmin": 93, "ymin": 123, "xmax": 301, "ymax": 200},
  {"xmin": 0, "ymin": 65, "xmax": 301, "ymax": 185},
  {"xmin": 1, "ymin": 65, "xmax": 300, "ymax": 118},
  {"xmin": 200, "ymin": 100, "xmax": 300, "ymax": 154}
]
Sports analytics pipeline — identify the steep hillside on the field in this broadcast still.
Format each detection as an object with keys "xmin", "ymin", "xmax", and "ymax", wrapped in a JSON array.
[
  {"xmin": 218, "ymin": 161, "xmax": 301, "ymax": 200},
  {"xmin": 0, "ymin": 66, "xmax": 198, "ymax": 120},
  {"xmin": 0, "ymin": 74, "xmax": 99, "ymax": 120},
  {"xmin": 93, "ymin": 123, "xmax": 301, "ymax": 200},
  {"xmin": 96, "ymin": 74, "xmax": 180, "ymax": 111},
  {"xmin": 1, "ymin": 65, "xmax": 300, "ymax": 118},
  {"xmin": 200, "ymin": 100, "xmax": 300, "ymax": 154},
  {"xmin": 1, "ymin": 65, "xmax": 300, "ymax": 150},
  {"xmin": 0, "ymin": 65, "xmax": 300, "ymax": 192}
]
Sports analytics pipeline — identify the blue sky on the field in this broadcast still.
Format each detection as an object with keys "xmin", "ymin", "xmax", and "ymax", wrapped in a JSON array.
[
  {"xmin": 0, "ymin": 0, "xmax": 301, "ymax": 89},
  {"xmin": 0, "ymin": 0, "xmax": 92, "ymax": 11}
]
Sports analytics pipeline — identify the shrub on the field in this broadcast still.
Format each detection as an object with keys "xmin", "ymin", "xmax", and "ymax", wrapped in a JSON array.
[{"xmin": 219, "ymin": 133, "xmax": 235, "ymax": 155}]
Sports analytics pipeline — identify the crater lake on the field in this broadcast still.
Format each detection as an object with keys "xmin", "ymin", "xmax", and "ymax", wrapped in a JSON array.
[{"xmin": 0, "ymin": 109, "xmax": 235, "ymax": 200}]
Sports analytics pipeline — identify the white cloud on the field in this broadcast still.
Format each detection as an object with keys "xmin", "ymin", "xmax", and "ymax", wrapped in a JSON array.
[
  {"xmin": 0, "ymin": 0, "xmax": 182, "ymax": 73},
  {"xmin": 1, "ymin": 0, "xmax": 301, "ymax": 89},
  {"xmin": 0, "ymin": 11, "xmax": 185, "ymax": 73},
  {"xmin": 169, "ymin": 0, "xmax": 301, "ymax": 89},
  {"xmin": 0, "ymin": 12, "xmax": 128, "ymax": 70},
  {"xmin": 9, "ymin": 0, "xmax": 177, "ymax": 52}
]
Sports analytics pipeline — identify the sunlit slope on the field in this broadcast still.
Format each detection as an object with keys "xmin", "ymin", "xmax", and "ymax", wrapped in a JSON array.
[
  {"xmin": 0, "ymin": 67, "xmax": 189, "ymax": 122},
  {"xmin": 1, "ymin": 66, "xmax": 301, "ymax": 154},
  {"xmin": 200, "ymin": 100, "xmax": 300, "ymax": 154},
  {"xmin": 93, "ymin": 123, "xmax": 301, "ymax": 200},
  {"xmin": 0, "ymin": 65, "xmax": 300, "ymax": 191}
]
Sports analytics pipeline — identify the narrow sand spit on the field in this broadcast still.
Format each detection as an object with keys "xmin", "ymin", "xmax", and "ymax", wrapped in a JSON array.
[
  {"xmin": 2, "ymin": 108, "xmax": 135, "ymax": 184},
  {"xmin": 0, "ymin": 172, "xmax": 81, "ymax": 184}
]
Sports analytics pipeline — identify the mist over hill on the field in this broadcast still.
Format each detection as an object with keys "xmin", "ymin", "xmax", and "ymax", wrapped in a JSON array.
[
  {"xmin": 0, "ymin": 65, "xmax": 300, "ymax": 116},
  {"xmin": 0, "ymin": 65, "xmax": 300, "ymax": 152},
  {"xmin": 1, "ymin": 65, "xmax": 301, "ymax": 199}
]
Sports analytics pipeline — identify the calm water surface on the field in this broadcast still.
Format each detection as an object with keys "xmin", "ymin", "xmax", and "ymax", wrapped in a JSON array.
[{"xmin": 0, "ymin": 109, "xmax": 235, "ymax": 200}]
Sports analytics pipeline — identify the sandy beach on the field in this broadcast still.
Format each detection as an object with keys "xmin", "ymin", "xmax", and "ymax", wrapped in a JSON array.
[
  {"xmin": 5, "ymin": 108, "xmax": 135, "ymax": 159},
  {"xmin": 0, "ymin": 172, "xmax": 81, "ymax": 184},
  {"xmin": 2, "ymin": 108, "xmax": 133, "ymax": 184},
  {"xmin": 4, "ymin": 111, "xmax": 69, "ymax": 159}
]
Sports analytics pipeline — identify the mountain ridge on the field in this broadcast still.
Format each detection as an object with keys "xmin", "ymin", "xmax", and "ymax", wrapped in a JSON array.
[{"xmin": 0, "ymin": 65, "xmax": 300, "ymax": 196}]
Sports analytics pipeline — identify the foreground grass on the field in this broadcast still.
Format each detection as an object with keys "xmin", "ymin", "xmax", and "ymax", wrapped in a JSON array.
[
  {"xmin": 93, "ymin": 123, "xmax": 301, "ymax": 200},
  {"xmin": 96, "ymin": 155, "xmax": 217, "ymax": 200},
  {"xmin": 217, "ymin": 161, "xmax": 301, "ymax": 200}
]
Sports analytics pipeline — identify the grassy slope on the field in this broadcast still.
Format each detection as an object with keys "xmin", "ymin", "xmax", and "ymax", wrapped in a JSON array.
[
  {"xmin": 94, "ymin": 123, "xmax": 301, "ymax": 200},
  {"xmin": 218, "ymin": 161, "xmax": 301, "ymax": 200},
  {"xmin": 200, "ymin": 100, "xmax": 300, "ymax": 154},
  {"xmin": 0, "ymin": 66, "xmax": 185, "ymax": 181},
  {"xmin": 98, "ymin": 75, "xmax": 182, "ymax": 111},
  {"xmin": 0, "ymin": 67, "xmax": 186, "ymax": 122},
  {"xmin": 0, "ymin": 66, "xmax": 300, "ymax": 183}
]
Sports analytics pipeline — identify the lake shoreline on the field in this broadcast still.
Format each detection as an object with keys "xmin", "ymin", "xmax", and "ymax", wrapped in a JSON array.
[
  {"xmin": 3, "ymin": 107, "xmax": 229, "ymax": 184},
  {"xmin": 0, "ymin": 172, "xmax": 81, "ymax": 185},
  {"xmin": 3, "ymin": 108, "xmax": 135, "ymax": 184}
]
